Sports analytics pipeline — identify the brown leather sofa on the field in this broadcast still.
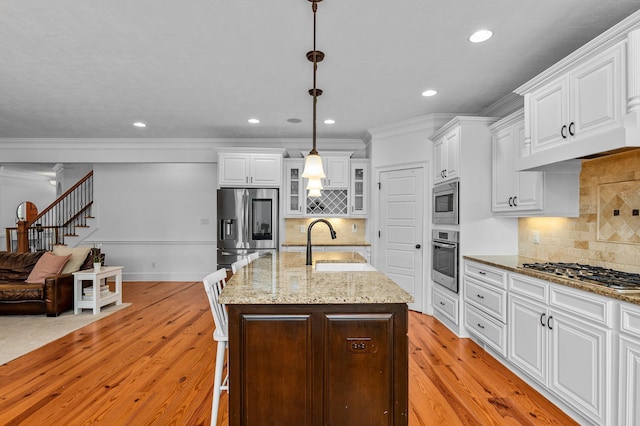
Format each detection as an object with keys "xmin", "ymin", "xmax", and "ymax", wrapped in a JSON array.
[{"xmin": 0, "ymin": 251, "xmax": 94, "ymax": 316}]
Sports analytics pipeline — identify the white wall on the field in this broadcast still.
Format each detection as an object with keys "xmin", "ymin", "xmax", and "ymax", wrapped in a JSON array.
[
  {"xmin": 86, "ymin": 163, "xmax": 218, "ymax": 281},
  {"xmin": 368, "ymin": 115, "xmax": 453, "ymax": 314},
  {"xmin": 0, "ymin": 174, "xmax": 56, "ymax": 251}
]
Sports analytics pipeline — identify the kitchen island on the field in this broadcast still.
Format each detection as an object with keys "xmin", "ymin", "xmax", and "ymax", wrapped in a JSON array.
[{"xmin": 219, "ymin": 251, "xmax": 413, "ymax": 426}]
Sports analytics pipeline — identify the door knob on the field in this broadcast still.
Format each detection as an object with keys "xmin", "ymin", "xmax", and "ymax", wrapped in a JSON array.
[{"xmin": 415, "ymin": 244, "xmax": 421, "ymax": 249}]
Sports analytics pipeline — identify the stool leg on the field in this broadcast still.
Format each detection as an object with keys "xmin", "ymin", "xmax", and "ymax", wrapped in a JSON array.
[{"xmin": 211, "ymin": 339, "xmax": 226, "ymax": 425}]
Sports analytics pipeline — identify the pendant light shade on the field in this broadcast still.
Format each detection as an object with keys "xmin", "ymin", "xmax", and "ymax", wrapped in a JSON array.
[
  {"xmin": 307, "ymin": 188, "xmax": 322, "ymax": 198},
  {"xmin": 302, "ymin": 153, "xmax": 326, "ymax": 179},
  {"xmin": 306, "ymin": 177, "xmax": 324, "ymax": 191}
]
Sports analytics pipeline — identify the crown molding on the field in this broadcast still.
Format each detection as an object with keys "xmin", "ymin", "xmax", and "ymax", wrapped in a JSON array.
[
  {"xmin": 480, "ymin": 92, "xmax": 524, "ymax": 118},
  {"xmin": 367, "ymin": 114, "xmax": 458, "ymax": 139}
]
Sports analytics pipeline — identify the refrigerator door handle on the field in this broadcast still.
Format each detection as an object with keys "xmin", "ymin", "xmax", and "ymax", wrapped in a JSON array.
[{"xmin": 243, "ymin": 191, "xmax": 250, "ymax": 244}]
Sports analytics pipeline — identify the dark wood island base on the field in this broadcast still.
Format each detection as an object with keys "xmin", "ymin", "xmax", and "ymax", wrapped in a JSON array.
[{"xmin": 227, "ymin": 303, "xmax": 408, "ymax": 426}]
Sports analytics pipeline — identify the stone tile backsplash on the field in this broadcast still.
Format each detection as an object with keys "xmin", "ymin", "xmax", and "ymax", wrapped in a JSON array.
[
  {"xmin": 284, "ymin": 218, "xmax": 368, "ymax": 245},
  {"xmin": 519, "ymin": 149, "xmax": 640, "ymax": 274}
]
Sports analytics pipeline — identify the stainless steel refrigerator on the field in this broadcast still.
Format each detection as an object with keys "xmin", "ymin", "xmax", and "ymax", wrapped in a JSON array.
[{"xmin": 217, "ymin": 188, "xmax": 279, "ymax": 269}]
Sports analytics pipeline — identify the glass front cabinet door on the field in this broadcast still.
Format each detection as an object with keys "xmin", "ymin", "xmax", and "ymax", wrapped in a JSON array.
[
  {"xmin": 284, "ymin": 159, "xmax": 305, "ymax": 217},
  {"xmin": 350, "ymin": 160, "xmax": 368, "ymax": 216}
]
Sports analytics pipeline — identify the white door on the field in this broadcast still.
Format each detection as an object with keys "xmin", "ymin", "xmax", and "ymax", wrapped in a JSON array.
[{"xmin": 378, "ymin": 167, "xmax": 424, "ymax": 311}]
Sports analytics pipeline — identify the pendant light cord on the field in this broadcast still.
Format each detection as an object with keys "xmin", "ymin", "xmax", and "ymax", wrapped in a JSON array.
[{"xmin": 311, "ymin": 0, "xmax": 318, "ymax": 155}]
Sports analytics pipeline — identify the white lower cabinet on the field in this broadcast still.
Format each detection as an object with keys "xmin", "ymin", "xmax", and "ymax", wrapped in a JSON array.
[
  {"xmin": 433, "ymin": 284, "xmax": 458, "ymax": 325},
  {"xmin": 620, "ymin": 303, "xmax": 640, "ymax": 425},
  {"xmin": 507, "ymin": 272, "xmax": 614, "ymax": 425}
]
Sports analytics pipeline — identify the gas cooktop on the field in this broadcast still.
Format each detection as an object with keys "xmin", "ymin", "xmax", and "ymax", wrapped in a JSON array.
[{"xmin": 521, "ymin": 262, "xmax": 640, "ymax": 293}]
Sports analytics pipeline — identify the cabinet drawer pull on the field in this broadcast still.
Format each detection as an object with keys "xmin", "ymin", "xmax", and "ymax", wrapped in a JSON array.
[
  {"xmin": 540, "ymin": 313, "xmax": 546, "ymax": 327},
  {"xmin": 513, "ymin": 196, "xmax": 517, "ymax": 206},
  {"xmin": 561, "ymin": 125, "xmax": 568, "ymax": 139},
  {"xmin": 439, "ymin": 301, "xmax": 445, "ymax": 306},
  {"xmin": 547, "ymin": 315, "xmax": 554, "ymax": 330},
  {"xmin": 477, "ymin": 323, "xmax": 485, "ymax": 329},
  {"xmin": 478, "ymin": 271, "xmax": 486, "ymax": 275},
  {"xmin": 568, "ymin": 122, "xmax": 575, "ymax": 136},
  {"xmin": 476, "ymin": 294, "xmax": 485, "ymax": 299},
  {"xmin": 508, "ymin": 196, "xmax": 513, "ymax": 207}
]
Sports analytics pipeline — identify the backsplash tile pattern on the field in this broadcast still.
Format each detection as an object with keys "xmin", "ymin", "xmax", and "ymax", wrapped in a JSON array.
[
  {"xmin": 519, "ymin": 149, "xmax": 640, "ymax": 274},
  {"xmin": 284, "ymin": 218, "xmax": 367, "ymax": 245},
  {"xmin": 597, "ymin": 180, "xmax": 640, "ymax": 243}
]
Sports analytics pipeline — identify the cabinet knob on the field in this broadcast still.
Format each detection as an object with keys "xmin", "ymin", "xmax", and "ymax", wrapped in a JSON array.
[{"xmin": 415, "ymin": 244, "xmax": 421, "ymax": 249}]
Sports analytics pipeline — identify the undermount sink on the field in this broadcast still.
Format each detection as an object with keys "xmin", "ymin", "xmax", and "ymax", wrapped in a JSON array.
[{"xmin": 314, "ymin": 262, "xmax": 377, "ymax": 272}]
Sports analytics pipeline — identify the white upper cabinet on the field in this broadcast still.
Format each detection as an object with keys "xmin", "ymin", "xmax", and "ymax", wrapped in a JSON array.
[
  {"xmin": 349, "ymin": 159, "xmax": 369, "ymax": 216},
  {"xmin": 515, "ymin": 15, "xmax": 640, "ymax": 171},
  {"xmin": 283, "ymin": 159, "xmax": 305, "ymax": 216},
  {"xmin": 528, "ymin": 43, "xmax": 624, "ymax": 155},
  {"xmin": 218, "ymin": 151, "xmax": 283, "ymax": 187},
  {"xmin": 433, "ymin": 125, "xmax": 460, "ymax": 184},
  {"xmin": 321, "ymin": 155, "xmax": 350, "ymax": 189},
  {"xmin": 490, "ymin": 109, "xmax": 580, "ymax": 217}
]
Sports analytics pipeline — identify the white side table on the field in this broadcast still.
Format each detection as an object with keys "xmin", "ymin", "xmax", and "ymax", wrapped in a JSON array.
[{"xmin": 73, "ymin": 266, "xmax": 123, "ymax": 315}]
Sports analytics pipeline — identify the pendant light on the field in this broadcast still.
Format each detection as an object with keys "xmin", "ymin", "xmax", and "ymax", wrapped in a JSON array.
[{"xmin": 301, "ymin": 0, "xmax": 326, "ymax": 194}]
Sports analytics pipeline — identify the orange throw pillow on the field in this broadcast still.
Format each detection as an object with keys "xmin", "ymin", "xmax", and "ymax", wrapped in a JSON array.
[{"xmin": 25, "ymin": 252, "xmax": 71, "ymax": 284}]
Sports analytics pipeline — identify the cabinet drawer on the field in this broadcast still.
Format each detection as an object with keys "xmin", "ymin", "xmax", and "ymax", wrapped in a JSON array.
[
  {"xmin": 509, "ymin": 273, "xmax": 548, "ymax": 302},
  {"xmin": 621, "ymin": 302, "xmax": 640, "ymax": 337},
  {"xmin": 463, "ymin": 276, "xmax": 507, "ymax": 322},
  {"xmin": 550, "ymin": 286, "xmax": 613, "ymax": 326},
  {"xmin": 433, "ymin": 286, "xmax": 458, "ymax": 325},
  {"xmin": 464, "ymin": 304, "xmax": 507, "ymax": 356},
  {"xmin": 464, "ymin": 261, "xmax": 507, "ymax": 289}
]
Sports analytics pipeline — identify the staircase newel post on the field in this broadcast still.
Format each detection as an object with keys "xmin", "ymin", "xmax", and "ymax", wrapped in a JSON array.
[{"xmin": 16, "ymin": 221, "xmax": 29, "ymax": 253}]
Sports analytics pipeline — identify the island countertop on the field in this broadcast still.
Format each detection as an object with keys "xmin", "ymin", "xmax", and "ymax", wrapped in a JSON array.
[{"xmin": 219, "ymin": 251, "xmax": 414, "ymax": 305}]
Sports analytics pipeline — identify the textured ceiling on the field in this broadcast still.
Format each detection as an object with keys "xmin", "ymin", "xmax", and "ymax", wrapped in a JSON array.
[{"xmin": 0, "ymin": 1, "xmax": 639, "ymax": 140}]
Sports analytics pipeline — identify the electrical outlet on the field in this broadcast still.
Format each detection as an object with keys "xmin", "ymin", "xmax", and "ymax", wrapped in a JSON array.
[
  {"xmin": 352, "ymin": 223, "xmax": 357, "ymax": 233},
  {"xmin": 533, "ymin": 231, "xmax": 540, "ymax": 244},
  {"xmin": 300, "ymin": 225, "xmax": 306, "ymax": 233}
]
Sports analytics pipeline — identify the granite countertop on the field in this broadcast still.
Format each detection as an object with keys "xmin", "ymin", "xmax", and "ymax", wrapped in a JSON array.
[
  {"xmin": 219, "ymin": 251, "xmax": 413, "ymax": 305},
  {"xmin": 281, "ymin": 242, "xmax": 371, "ymax": 246},
  {"xmin": 464, "ymin": 255, "xmax": 640, "ymax": 306}
]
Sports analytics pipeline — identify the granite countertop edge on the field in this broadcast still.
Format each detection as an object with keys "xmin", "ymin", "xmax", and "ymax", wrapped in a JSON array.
[
  {"xmin": 464, "ymin": 255, "xmax": 640, "ymax": 306},
  {"xmin": 220, "ymin": 251, "xmax": 413, "ymax": 305}
]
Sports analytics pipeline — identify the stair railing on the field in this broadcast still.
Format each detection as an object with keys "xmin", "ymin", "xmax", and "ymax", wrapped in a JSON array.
[{"xmin": 6, "ymin": 171, "xmax": 94, "ymax": 253}]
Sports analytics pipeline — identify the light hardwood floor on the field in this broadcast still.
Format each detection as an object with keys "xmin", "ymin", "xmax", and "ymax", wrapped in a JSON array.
[{"xmin": 0, "ymin": 281, "xmax": 577, "ymax": 425}]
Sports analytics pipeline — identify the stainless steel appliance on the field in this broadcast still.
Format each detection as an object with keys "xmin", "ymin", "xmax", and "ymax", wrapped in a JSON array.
[
  {"xmin": 522, "ymin": 262, "xmax": 640, "ymax": 293},
  {"xmin": 433, "ymin": 179, "xmax": 459, "ymax": 224},
  {"xmin": 432, "ymin": 229, "xmax": 459, "ymax": 293},
  {"xmin": 217, "ymin": 188, "xmax": 278, "ymax": 269}
]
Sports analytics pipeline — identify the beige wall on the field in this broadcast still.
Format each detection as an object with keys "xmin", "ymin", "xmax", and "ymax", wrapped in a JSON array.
[
  {"xmin": 284, "ymin": 218, "xmax": 367, "ymax": 245},
  {"xmin": 519, "ymin": 149, "xmax": 640, "ymax": 273}
]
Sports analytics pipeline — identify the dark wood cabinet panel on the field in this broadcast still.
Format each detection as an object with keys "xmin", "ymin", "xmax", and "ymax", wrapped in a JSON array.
[
  {"xmin": 227, "ymin": 304, "xmax": 408, "ymax": 426},
  {"xmin": 325, "ymin": 314, "xmax": 394, "ymax": 425},
  {"xmin": 239, "ymin": 314, "xmax": 314, "ymax": 424}
]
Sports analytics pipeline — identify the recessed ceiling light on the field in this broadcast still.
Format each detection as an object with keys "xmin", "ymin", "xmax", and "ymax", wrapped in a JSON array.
[
  {"xmin": 324, "ymin": 119, "xmax": 335, "ymax": 124},
  {"xmin": 421, "ymin": 89, "xmax": 437, "ymax": 97},
  {"xmin": 248, "ymin": 118, "xmax": 260, "ymax": 124},
  {"xmin": 469, "ymin": 29, "xmax": 493, "ymax": 43},
  {"xmin": 133, "ymin": 122, "xmax": 146, "ymax": 128}
]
